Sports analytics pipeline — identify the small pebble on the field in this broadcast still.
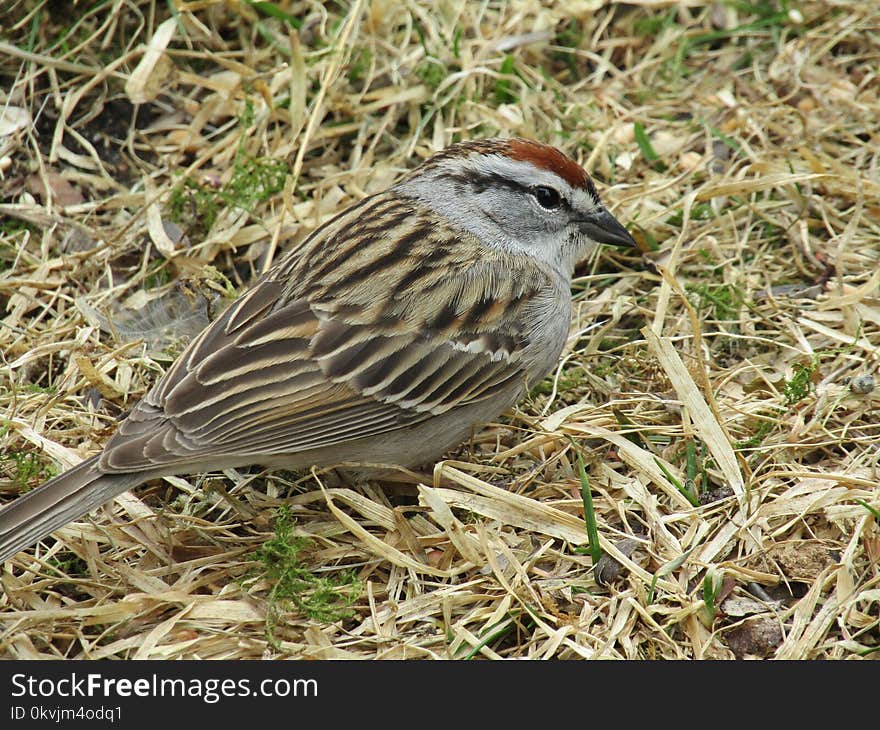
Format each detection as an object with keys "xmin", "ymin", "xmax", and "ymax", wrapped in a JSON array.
[{"xmin": 849, "ymin": 374, "xmax": 875, "ymax": 395}]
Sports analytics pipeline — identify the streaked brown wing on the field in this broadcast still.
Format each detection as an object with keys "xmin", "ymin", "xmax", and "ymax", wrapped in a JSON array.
[{"xmin": 98, "ymin": 195, "xmax": 546, "ymax": 473}]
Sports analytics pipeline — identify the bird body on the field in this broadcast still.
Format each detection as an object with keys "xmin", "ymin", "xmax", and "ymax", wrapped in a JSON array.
[{"xmin": 0, "ymin": 137, "xmax": 635, "ymax": 564}]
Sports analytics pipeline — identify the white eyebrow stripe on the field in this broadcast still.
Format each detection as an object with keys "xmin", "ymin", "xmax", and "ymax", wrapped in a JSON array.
[{"xmin": 456, "ymin": 154, "xmax": 577, "ymax": 196}]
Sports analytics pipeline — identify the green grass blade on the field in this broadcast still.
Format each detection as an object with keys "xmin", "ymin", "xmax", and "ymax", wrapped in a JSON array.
[
  {"xmin": 702, "ymin": 567, "xmax": 722, "ymax": 624},
  {"xmin": 247, "ymin": 1, "xmax": 302, "ymax": 28},
  {"xmin": 647, "ymin": 547, "xmax": 694, "ymax": 604},
  {"xmin": 459, "ymin": 617, "xmax": 516, "ymax": 659},
  {"xmin": 577, "ymin": 451, "xmax": 603, "ymax": 568},
  {"xmin": 856, "ymin": 499, "xmax": 880, "ymax": 521},
  {"xmin": 633, "ymin": 122, "xmax": 658, "ymax": 162},
  {"xmin": 633, "ymin": 122, "xmax": 666, "ymax": 171},
  {"xmin": 654, "ymin": 457, "xmax": 699, "ymax": 507}
]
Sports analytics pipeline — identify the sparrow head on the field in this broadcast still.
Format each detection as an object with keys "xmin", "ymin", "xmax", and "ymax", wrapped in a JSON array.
[{"xmin": 397, "ymin": 137, "xmax": 636, "ymax": 275}]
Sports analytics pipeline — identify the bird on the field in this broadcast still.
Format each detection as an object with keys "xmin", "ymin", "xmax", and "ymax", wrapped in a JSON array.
[{"xmin": 0, "ymin": 137, "xmax": 636, "ymax": 565}]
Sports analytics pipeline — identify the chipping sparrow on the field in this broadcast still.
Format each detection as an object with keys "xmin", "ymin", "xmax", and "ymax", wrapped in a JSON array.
[{"xmin": 0, "ymin": 138, "xmax": 635, "ymax": 564}]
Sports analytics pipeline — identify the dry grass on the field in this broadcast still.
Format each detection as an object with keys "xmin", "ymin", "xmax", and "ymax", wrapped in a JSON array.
[{"xmin": 1, "ymin": 0, "xmax": 879, "ymax": 660}]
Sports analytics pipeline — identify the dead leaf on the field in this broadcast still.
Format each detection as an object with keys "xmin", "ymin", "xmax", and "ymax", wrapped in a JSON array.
[
  {"xmin": 125, "ymin": 16, "xmax": 177, "ymax": 104},
  {"xmin": 26, "ymin": 170, "xmax": 84, "ymax": 207}
]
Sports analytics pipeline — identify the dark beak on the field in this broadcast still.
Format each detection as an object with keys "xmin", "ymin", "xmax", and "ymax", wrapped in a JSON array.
[{"xmin": 579, "ymin": 207, "xmax": 637, "ymax": 248}]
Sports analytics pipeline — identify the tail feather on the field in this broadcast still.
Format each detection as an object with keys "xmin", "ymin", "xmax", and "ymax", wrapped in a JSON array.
[{"xmin": 0, "ymin": 457, "xmax": 147, "ymax": 564}]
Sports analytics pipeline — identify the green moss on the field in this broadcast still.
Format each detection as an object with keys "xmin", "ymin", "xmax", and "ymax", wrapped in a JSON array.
[
  {"xmin": 226, "ymin": 154, "xmax": 288, "ymax": 209},
  {"xmin": 0, "ymin": 218, "xmax": 38, "ymax": 235},
  {"xmin": 47, "ymin": 550, "xmax": 90, "ymax": 579},
  {"xmin": 143, "ymin": 261, "xmax": 173, "ymax": 290},
  {"xmin": 22, "ymin": 383, "xmax": 57, "ymax": 395},
  {"xmin": 529, "ymin": 367, "xmax": 585, "ymax": 397},
  {"xmin": 735, "ymin": 416, "xmax": 778, "ymax": 449},
  {"xmin": 166, "ymin": 177, "xmax": 223, "ymax": 238},
  {"xmin": 347, "ymin": 47, "xmax": 372, "ymax": 86},
  {"xmin": 0, "ymin": 449, "xmax": 57, "ymax": 491},
  {"xmin": 686, "ymin": 282, "xmax": 744, "ymax": 323},
  {"xmin": 251, "ymin": 507, "xmax": 360, "ymax": 641},
  {"xmin": 783, "ymin": 359, "xmax": 819, "ymax": 406},
  {"xmin": 166, "ymin": 151, "xmax": 288, "ymax": 239},
  {"xmin": 416, "ymin": 58, "xmax": 446, "ymax": 90}
]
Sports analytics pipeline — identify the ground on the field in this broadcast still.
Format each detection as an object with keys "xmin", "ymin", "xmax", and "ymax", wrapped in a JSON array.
[{"xmin": 0, "ymin": 0, "xmax": 878, "ymax": 659}]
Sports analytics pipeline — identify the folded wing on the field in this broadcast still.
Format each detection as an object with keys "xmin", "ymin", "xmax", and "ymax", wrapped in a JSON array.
[{"xmin": 99, "ymin": 195, "xmax": 547, "ymax": 472}]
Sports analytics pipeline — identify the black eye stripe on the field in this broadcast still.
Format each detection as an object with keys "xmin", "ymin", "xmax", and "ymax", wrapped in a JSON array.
[{"xmin": 434, "ymin": 170, "xmax": 573, "ymax": 213}]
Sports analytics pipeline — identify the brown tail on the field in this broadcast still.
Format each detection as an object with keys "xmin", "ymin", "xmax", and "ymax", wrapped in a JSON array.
[{"xmin": 0, "ymin": 457, "xmax": 147, "ymax": 563}]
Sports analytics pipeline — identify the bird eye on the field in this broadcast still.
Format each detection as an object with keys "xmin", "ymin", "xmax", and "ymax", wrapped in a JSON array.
[{"xmin": 531, "ymin": 186, "xmax": 562, "ymax": 210}]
